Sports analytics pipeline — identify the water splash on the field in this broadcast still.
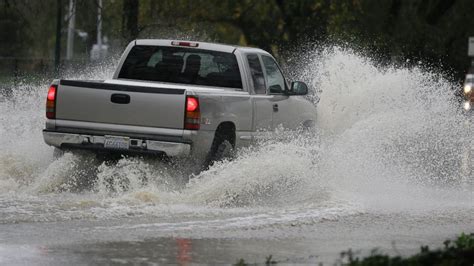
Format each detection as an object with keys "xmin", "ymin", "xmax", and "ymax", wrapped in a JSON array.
[{"xmin": 0, "ymin": 46, "xmax": 472, "ymax": 226}]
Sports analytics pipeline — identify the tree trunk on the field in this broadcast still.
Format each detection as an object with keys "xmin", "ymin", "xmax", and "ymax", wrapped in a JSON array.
[
  {"xmin": 122, "ymin": 0, "xmax": 139, "ymax": 43},
  {"xmin": 55, "ymin": 0, "xmax": 62, "ymax": 73}
]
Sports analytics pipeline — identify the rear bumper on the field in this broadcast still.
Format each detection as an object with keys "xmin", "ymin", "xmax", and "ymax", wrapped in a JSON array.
[{"xmin": 43, "ymin": 130, "xmax": 191, "ymax": 157}]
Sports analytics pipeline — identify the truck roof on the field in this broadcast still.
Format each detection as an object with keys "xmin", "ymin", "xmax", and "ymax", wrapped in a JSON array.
[{"xmin": 135, "ymin": 39, "xmax": 270, "ymax": 55}]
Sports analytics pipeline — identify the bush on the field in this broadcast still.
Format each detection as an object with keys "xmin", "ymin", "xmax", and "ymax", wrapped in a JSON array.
[
  {"xmin": 343, "ymin": 233, "xmax": 474, "ymax": 266},
  {"xmin": 235, "ymin": 233, "xmax": 474, "ymax": 265}
]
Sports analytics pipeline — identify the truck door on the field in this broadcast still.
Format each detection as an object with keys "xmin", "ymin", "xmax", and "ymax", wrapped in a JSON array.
[
  {"xmin": 247, "ymin": 54, "xmax": 273, "ymax": 135},
  {"xmin": 260, "ymin": 55, "xmax": 300, "ymax": 129}
]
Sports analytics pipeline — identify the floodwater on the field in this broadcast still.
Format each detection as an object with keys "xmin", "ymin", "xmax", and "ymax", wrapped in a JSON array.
[{"xmin": 0, "ymin": 47, "xmax": 473, "ymax": 265}]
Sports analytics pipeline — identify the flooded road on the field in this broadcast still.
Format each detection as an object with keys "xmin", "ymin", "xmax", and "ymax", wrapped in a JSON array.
[
  {"xmin": 1, "ymin": 211, "xmax": 471, "ymax": 264},
  {"xmin": 0, "ymin": 47, "xmax": 473, "ymax": 264}
]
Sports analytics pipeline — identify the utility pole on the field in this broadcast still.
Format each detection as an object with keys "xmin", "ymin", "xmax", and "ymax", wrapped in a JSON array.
[
  {"xmin": 54, "ymin": 0, "xmax": 62, "ymax": 72},
  {"xmin": 66, "ymin": 0, "xmax": 76, "ymax": 60},
  {"xmin": 97, "ymin": 0, "xmax": 102, "ymax": 55}
]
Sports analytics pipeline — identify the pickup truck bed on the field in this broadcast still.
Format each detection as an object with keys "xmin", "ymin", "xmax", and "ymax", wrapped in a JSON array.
[{"xmin": 57, "ymin": 80, "xmax": 186, "ymax": 129}]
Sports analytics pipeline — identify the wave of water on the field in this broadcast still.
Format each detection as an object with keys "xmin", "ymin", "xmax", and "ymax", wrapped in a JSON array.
[{"xmin": 0, "ymin": 47, "xmax": 472, "ymax": 227}]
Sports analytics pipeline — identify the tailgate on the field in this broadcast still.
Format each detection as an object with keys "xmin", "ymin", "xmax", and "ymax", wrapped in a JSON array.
[{"xmin": 55, "ymin": 80, "xmax": 186, "ymax": 129}]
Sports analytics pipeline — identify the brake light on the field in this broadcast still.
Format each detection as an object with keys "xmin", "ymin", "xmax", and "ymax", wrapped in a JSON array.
[
  {"xmin": 186, "ymin": 97, "xmax": 199, "ymax": 112},
  {"xmin": 184, "ymin": 96, "xmax": 200, "ymax": 130},
  {"xmin": 46, "ymin": 85, "xmax": 57, "ymax": 119},
  {"xmin": 171, "ymin": 41, "xmax": 199, "ymax": 47}
]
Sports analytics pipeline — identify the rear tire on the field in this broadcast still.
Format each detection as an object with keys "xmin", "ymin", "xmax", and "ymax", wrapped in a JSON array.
[
  {"xmin": 213, "ymin": 140, "xmax": 234, "ymax": 162},
  {"xmin": 203, "ymin": 138, "xmax": 234, "ymax": 170}
]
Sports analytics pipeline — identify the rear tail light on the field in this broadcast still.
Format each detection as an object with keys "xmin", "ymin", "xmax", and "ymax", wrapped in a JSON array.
[
  {"xmin": 46, "ymin": 85, "xmax": 57, "ymax": 119},
  {"xmin": 184, "ymin": 96, "xmax": 200, "ymax": 130}
]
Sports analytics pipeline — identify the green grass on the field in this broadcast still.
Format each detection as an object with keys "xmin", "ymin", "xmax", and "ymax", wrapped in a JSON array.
[{"xmin": 235, "ymin": 233, "xmax": 474, "ymax": 265}]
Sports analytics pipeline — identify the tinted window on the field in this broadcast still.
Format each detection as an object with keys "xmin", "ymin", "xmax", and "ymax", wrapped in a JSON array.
[
  {"xmin": 247, "ymin": 54, "xmax": 266, "ymax": 94},
  {"xmin": 118, "ymin": 45, "xmax": 242, "ymax": 89},
  {"xmin": 262, "ymin": 55, "xmax": 286, "ymax": 94}
]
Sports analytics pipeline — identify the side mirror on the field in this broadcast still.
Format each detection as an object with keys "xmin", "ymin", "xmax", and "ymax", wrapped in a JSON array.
[{"xmin": 290, "ymin": 81, "xmax": 308, "ymax": 95}]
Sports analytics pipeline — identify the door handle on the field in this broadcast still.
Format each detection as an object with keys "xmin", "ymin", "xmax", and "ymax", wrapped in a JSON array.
[
  {"xmin": 111, "ymin": 93, "xmax": 130, "ymax": 104},
  {"xmin": 273, "ymin": 104, "xmax": 279, "ymax": 112}
]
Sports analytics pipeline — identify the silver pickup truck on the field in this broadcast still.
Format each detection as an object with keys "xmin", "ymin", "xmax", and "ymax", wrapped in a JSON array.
[{"xmin": 43, "ymin": 39, "xmax": 317, "ymax": 167}]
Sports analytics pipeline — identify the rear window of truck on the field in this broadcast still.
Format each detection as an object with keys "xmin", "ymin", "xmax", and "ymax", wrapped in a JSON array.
[{"xmin": 118, "ymin": 45, "xmax": 242, "ymax": 89}]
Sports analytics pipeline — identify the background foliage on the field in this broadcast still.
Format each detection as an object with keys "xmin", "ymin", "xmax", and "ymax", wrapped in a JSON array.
[{"xmin": 1, "ymin": 0, "xmax": 474, "ymax": 79}]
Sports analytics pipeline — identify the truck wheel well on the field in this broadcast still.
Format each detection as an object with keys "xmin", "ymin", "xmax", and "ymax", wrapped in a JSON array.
[{"xmin": 214, "ymin": 122, "xmax": 236, "ymax": 148}]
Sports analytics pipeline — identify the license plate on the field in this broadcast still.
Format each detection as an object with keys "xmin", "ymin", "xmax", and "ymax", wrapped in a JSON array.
[{"xmin": 104, "ymin": 136, "xmax": 130, "ymax": 150}]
